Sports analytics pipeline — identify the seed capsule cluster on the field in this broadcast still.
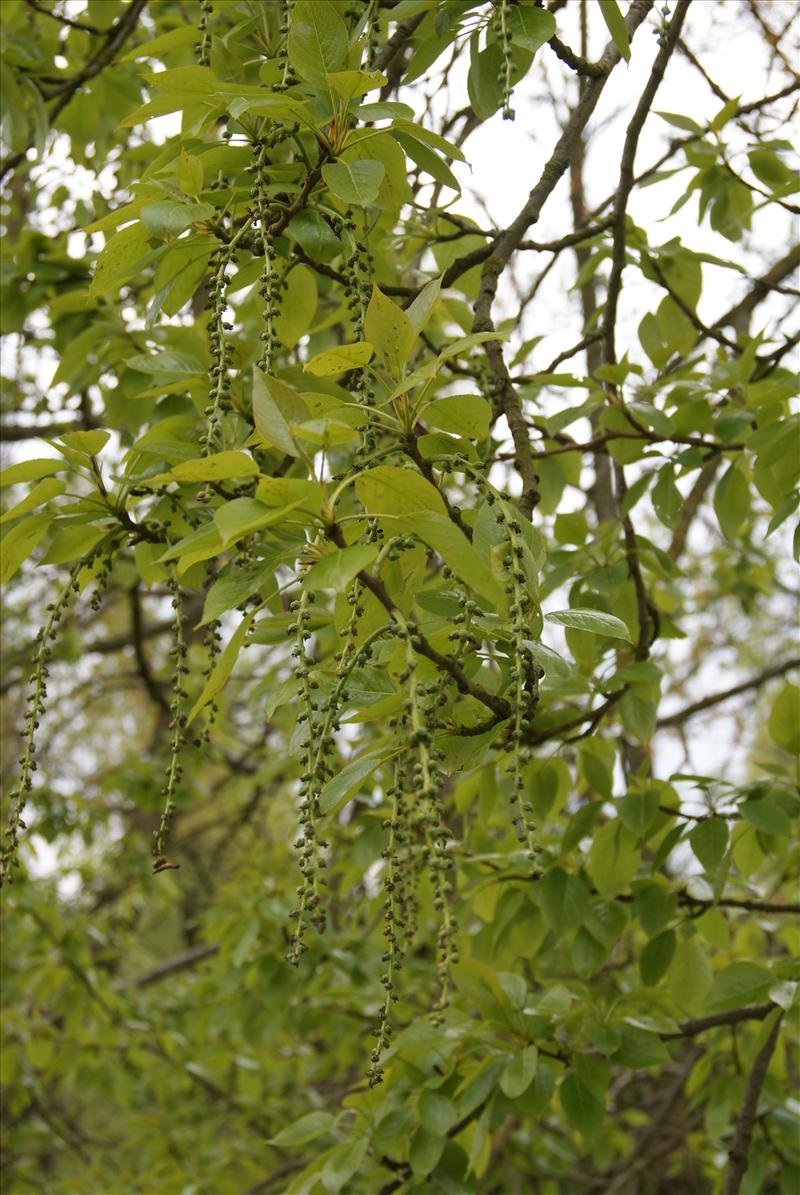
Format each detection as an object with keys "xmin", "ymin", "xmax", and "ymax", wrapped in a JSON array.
[
  {"xmin": 488, "ymin": 492, "xmax": 542, "ymax": 870},
  {"xmin": 275, "ymin": 0, "xmax": 298, "ymax": 91},
  {"xmin": 202, "ymin": 243, "xmax": 235, "ymax": 455},
  {"xmin": 0, "ymin": 554, "xmax": 92, "ymax": 886},
  {"xmin": 249, "ymin": 137, "xmax": 284, "ymax": 374},
  {"xmin": 89, "ymin": 548, "xmax": 115, "ymax": 613},
  {"xmin": 287, "ymin": 586, "xmax": 328, "ymax": 962},
  {"xmin": 336, "ymin": 214, "xmax": 378, "ymax": 453},
  {"xmin": 152, "ymin": 576, "xmax": 189, "ymax": 872},
  {"xmin": 494, "ymin": 0, "xmax": 516, "ymax": 121},
  {"xmin": 392, "ymin": 607, "xmax": 457, "ymax": 1021},
  {"xmin": 369, "ymin": 759, "xmax": 411, "ymax": 1087},
  {"xmin": 197, "ymin": 0, "xmax": 212, "ymax": 66}
]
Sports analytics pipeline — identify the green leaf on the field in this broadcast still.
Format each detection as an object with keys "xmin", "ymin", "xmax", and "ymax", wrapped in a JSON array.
[
  {"xmin": 768, "ymin": 684, "xmax": 800, "ymax": 754},
  {"xmin": 269, "ymin": 1111, "xmax": 336, "ymax": 1147},
  {"xmin": 714, "ymin": 463, "xmax": 750, "ymax": 539},
  {"xmin": 364, "ymin": 285, "xmax": 415, "ymax": 377},
  {"xmin": 302, "ymin": 543, "xmax": 379, "ymax": 592},
  {"xmin": 175, "ymin": 150, "xmax": 204, "ymax": 199},
  {"xmin": 199, "ymin": 565, "xmax": 275, "ymax": 626},
  {"xmin": 390, "ymin": 119, "xmax": 466, "ymax": 162},
  {"xmin": 326, "ymin": 69, "xmax": 387, "ymax": 100},
  {"xmin": 120, "ymin": 25, "xmax": 200, "ymax": 61},
  {"xmin": 598, "ymin": 0, "xmax": 631, "ymax": 61},
  {"xmin": 524, "ymin": 641, "xmax": 573, "ymax": 679},
  {"xmin": 500, "ymin": 1046, "xmax": 538, "ymax": 1099},
  {"xmin": 274, "ymin": 265, "xmax": 317, "ymax": 349},
  {"xmin": 0, "ymin": 513, "xmax": 50, "ymax": 583},
  {"xmin": 140, "ymin": 200, "xmax": 214, "ymax": 237},
  {"xmin": 506, "ymin": 5, "xmax": 556, "ymax": 53},
  {"xmin": 652, "ymin": 466, "xmax": 683, "ymax": 530},
  {"xmin": 708, "ymin": 962, "xmax": 774, "ymax": 1012},
  {"xmin": 740, "ymin": 793, "xmax": 791, "ymax": 836},
  {"xmin": 409, "ymin": 1126, "xmax": 445, "ymax": 1177},
  {"xmin": 640, "ymin": 930, "xmax": 677, "ymax": 985},
  {"xmin": 320, "ymin": 1137, "xmax": 369, "ymax": 1193},
  {"xmin": 401, "ymin": 510, "xmax": 507, "ymax": 612},
  {"xmin": 322, "ymin": 160, "xmax": 385, "ymax": 207},
  {"xmin": 152, "ymin": 451, "xmax": 259, "ymax": 484},
  {"xmin": 616, "ymin": 789, "xmax": 661, "ymax": 837},
  {"xmin": 393, "ymin": 130, "xmax": 461, "ymax": 193},
  {"xmin": 215, "ymin": 498, "xmax": 304, "ymax": 546},
  {"xmin": 423, "ymin": 394, "xmax": 491, "ymax": 439},
  {"xmin": 405, "ymin": 276, "xmax": 442, "ymax": 335},
  {"xmin": 252, "ymin": 369, "xmax": 308, "ymax": 456},
  {"xmin": 57, "ymin": 430, "xmax": 111, "ymax": 457},
  {"xmin": 537, "ymin": 868, "xmax": 589, "ymax": 931},
  {"xmin": 127, "ymin": 351, "xmax": 204, "ymax": 378},
  {"xmin": 588, "ymin": 821, "xmax": 640, "ymax": 898},
  {"xmin": 40, "ymin": 524, "xmax": 106, "ymax": 566},
  {"xmin": 657, "ymin": 110, "xmax": 704, "ymax": 133},
  {"xmin": 544, "ymin": 608, "xmax": 632, "ymax": 641},
  {"xmin": 669, "ymin": 940, "xmax": 713, "ymax": 1014},
  {"xmin": 418, "ymin": 1089, "xmax": 457, "ymax": 1136},
  {"xmin": 0, "ymin": 459, "xmax": 64, "ymax": 488},
  {"xmin": 689, "ymin": 817, "xmax": 729, "ymax": 870},
  {"xmin": 287, "ymin": 0, "xmax": 349, "ymax": 88},
  {"xmin": 318, "ymin": 750, "xmax": 389, "ymax": 815},
  {"xmin": 304, "ymin": 342, "xmax": 374, "ymax": 376},
  {"xmin": 286, "ymin": 209, "xmax": 343, "ymax": 262},
  {"xmin": 187, "ymin": 612, "xmax": 254, "ymax": 725},
  {"xmin": 0, "ymin": 477, "xmax": 66, "ymax": 525},
  {"xmin": 356, "ymin": 464, "xmax": 446, "ymax": 517},
  {"xmin": 613, "ymin": 1026, "xmax": 669, "ymax": 1067},
  {"xmin": 560, "ymin": 1075, "xmax": 603, "ymax": 1136},
  {"xmin": 456, "ymin": 1056, "xmax": 504, "ymax": 1119},
  {"xmin": 89, "ymin": 221, "xmax": 152, "ymax": 299},
  {"xmin": 749, "ymin": 148, "xmax": 797, "ymax": 191},
  {"xmin": 257, "ymin": 476, "xmax": 325, "ymax": 517}
]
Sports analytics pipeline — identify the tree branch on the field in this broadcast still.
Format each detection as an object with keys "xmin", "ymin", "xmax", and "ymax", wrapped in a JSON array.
[
  {"xmin": 657, "ymin": 657, "xmax": 800, "ymax": 729},
  {"xmin": 1, "ymin": 0, "xmax": 148, "ymax": 182},
  {"xmin": 722, "ymin": 1012, "xmax": 784, "ymax": 1195}
]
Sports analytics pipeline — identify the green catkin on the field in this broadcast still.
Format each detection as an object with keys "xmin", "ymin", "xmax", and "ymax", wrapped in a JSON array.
[
  {"xmin": 197, "ymin": 563, "xmax": 222, "ymax": 747},
  {"xmin": 0, "ymin": 555, "xmax": 93, "ymax": 885},
  {"xmin": 201, "ymin": 213, "xmax": 254, "ymax": 457},
  {"xmin": 368, "ymin": 759, "xmax": 411, "ymax": 1087},
  {"xmin": 287, "ymin": 586, "xmax": 328, "ymax": 962},
  {"xmin": 394, "ymin": 611, "xmax": 457, "ymax": 1021},
  {"xmin": 490, "ymin": 495, "xmax": 542, "ymax": 871},
  {"xmin": 152, "ymin": 575, "xmax": 188, "ymax": 871},
  {"xmin": 275, "ymin": 0, "xmax": 298, "ymax": 91},
  {"xmin": 251, "ymin": 139, "xmax": 279, "ymax": 374},
  {"xmin": 337, "ymin": 214, "xmax": 377, "ymax": 455},
  {"xmin": 444, "ymin": 455, "xmax": 542, "ymax": 869},
  {"xmin": 201, "ymin": 244, "xmax": 235, "ymax": 456},
  {"xmin": 495, "ymin": 0, "xmax": 515, "ymax": 121},
  {"xmin": 89, "ymin": 548, "xmax": 115, "ymax": 613},
  {"xmin": 197, "ymin": 0, "xmax": 212, "ymax": 66}
]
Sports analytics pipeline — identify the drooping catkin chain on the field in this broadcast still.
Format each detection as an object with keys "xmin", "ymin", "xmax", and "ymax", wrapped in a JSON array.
[
  {"xmin": 1, "ymin": 544, "xmax": 112, "ymax": 886},
  {"xmin": 152, "ymin": 575, "xmax": 188, "ymax": 872}
]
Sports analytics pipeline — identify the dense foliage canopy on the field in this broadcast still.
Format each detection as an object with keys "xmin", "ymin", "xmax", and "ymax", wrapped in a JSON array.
[{"xmin": 1, "ymin": 1, "xmax": 799, "ymax": 1192}]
